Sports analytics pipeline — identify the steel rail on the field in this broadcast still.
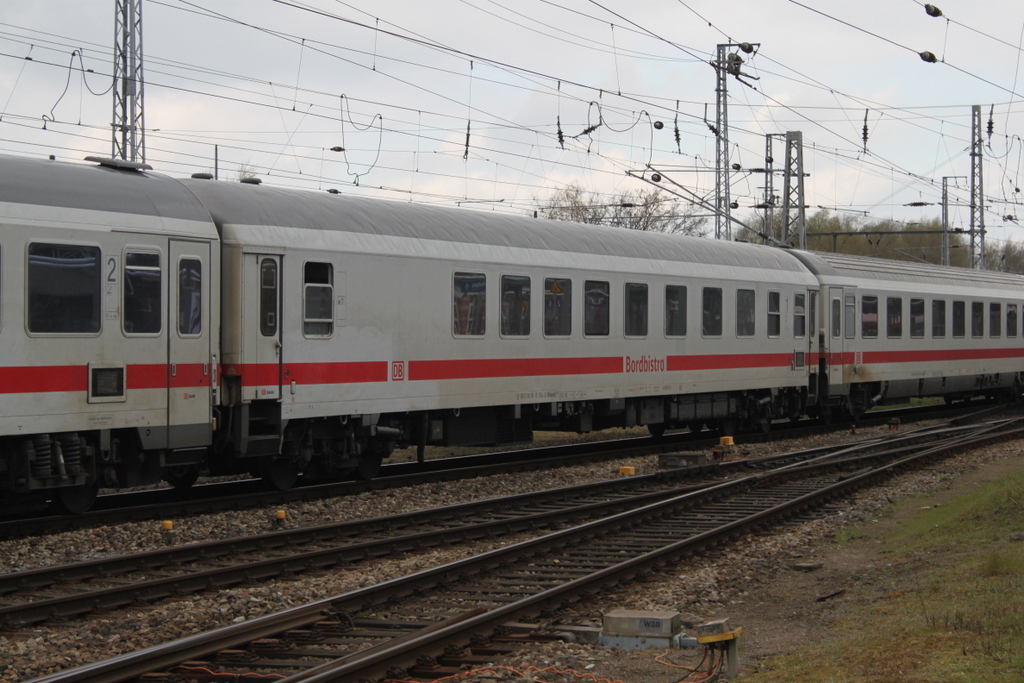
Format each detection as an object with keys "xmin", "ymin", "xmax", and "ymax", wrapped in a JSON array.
[
  {"xmin": 0, "ymin": 401, "xmax": 993, "ymax": 539},
  {"xmin": 23, "ymin": 419, "xmax": 1021, "ymax": 683},
  {"xmin": 0, "ymin": 419, "xmax": 1000, "ymax": 628}
]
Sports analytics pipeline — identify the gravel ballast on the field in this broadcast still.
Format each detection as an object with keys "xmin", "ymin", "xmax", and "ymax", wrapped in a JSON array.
[{"xmin": 0, "ymin": 421, "xmax": 1017, "ymax": 683}]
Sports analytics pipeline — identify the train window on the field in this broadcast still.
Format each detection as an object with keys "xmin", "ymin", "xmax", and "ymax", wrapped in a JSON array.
[
  {"xmin": 831, "ymin": 298, "xmax": 841, "ymax": 339},
  {"xmin": 952, "ymin": 301, "xmax": 966, "ymax": 337},
  {"xmin": 585, "ymin": 280, "xmax": 610, "ymax": 336},
  {"xmin": 624, "ymin": 283, "xmax": 648, "ymax": 337},
  {"xmin": 178, "ymin": 259, "xmax": 202, "ymax": 336},
  {"xmin": 736, "ymin": 289, "xmax": 755, "ymax": 337},
  {"xmin": 303, "ymin": 262, "xmax": 333, "ymax": 337},
  {"xmin": 703, "ymin": 287, "xmax": 723, "ymax": 336},
  {"xmin": 971, "ymin": 302, "xmax": 984, "ymax": 338},
  {"xmin": 861, "ymin": 296, "xmax": 878, "ymax": 338},
  {"xmin": 768, "ymin": 291, "xmax": 781, "ymax": 337},
  {"xmin": 500, "ymin": 275, "xmax": 531, "ymax": 337},
  {"xmin": 1008, "ymin": 304, "xmax": 1018, "ymax": 338},
  {"xmin": 123, "ymin": 252, "xmax": 162, "ymax": 335},
  {"xmin": 665, "ymin": 285, "xmax": 687, "ymax": 337},
  {"xmin": 545, "ymin": 278, "xmax": 572, "ymax": 336},
  {"xmin": 27, "ymin": 243, "xmax": 101, "ymax": 334},
  {"xmin": 910, "ymin": 299, "xmax": 925, "ymax": 338},
  {"xmin": 453, "ymin": 272, "xmax": 486, "ymax": 336},
  {"xmin": 260, "ymin": 259, "xmax": 278, "ymax": 337},
  {"xmin": 990, "ymin": 303, "xmax": 1001, "ymax": 338},
  {"xmin": 844, "ymin": 295, "xmax": 856, "ymax": 340},
  {"xmin": 887, "ymin": 298, "xmax": 903, "ymax": 338},
  {"xmin": 932, "ymin": 300, "xmax": 946, "ymax": 337},
  {"xmin": 793, "ymin": 292, "xmax": 806, "ymax": 338}
]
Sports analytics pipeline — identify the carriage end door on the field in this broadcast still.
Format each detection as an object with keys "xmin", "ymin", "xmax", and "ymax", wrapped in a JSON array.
[
  {"xmin": 168, "ymin": 240, "xmax": 213, "ymax": 446},
  {"xmin": 827, "ymin": 286, "xmax": 851, "ymax": 393},
  {"xmin": 250, "ymin": 255, "xmax": 282, "ymax": 401}
]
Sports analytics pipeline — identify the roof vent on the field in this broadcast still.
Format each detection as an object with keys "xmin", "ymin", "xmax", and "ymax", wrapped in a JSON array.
[
  {"xmin": 191, "ymin": 172, "xmax": 214, "ymax": 180},
  {"xmin": 84, "ymin": 156, "xmax": 153, "ymax": 171},
  {"xmin": 240, "ymin": 177, "xmax": 262, "ymax": 185}
]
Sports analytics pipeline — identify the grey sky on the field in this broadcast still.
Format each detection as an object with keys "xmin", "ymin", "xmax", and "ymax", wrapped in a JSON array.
[{"xmin": 1, "ymin": 0, "xmax": 1023, "ymax": 244}]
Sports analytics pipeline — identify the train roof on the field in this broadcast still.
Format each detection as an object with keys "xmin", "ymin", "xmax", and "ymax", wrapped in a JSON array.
[
  {"xmin": 181, "ymin": 177, "xmax": 811, "ymax": 274},
  {"xmin": 0, "ymin": 155, "xmax": 214, "ymax": 224},
  {"xmin": 790, "ymin": 250, "xmax": 1024, "ymax": 291}
]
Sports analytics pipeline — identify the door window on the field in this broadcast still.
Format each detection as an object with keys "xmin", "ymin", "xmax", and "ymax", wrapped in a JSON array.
[
  {"xmin": 260, "ymin": 258, "xmax": 278, "ymax": 337},
  {"xmin": 178, "ymin": 258, "xmax": 202, "ymax": 336}
]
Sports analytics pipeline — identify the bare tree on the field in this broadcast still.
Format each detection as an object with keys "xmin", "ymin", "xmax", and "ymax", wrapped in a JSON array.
[
  {"xmin": 236, "ymin": 160, "xmax": 261, "ymax": 182},
  {"xmin": 538, "ymin": 183, "xmax": 708, "ymax": 237},
  {"xmin": 987, "ymin": 240, "xmax": 1024, "ymax": 274}
]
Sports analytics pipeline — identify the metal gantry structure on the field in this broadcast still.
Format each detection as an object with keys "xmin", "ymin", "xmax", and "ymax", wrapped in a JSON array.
[
  {"xmin": 712, "ymin": 42, "xmax": 760, "ymax": 242},
  {"xmin": 970, "ymin": 104, "xmax": 985, "ymax": 270},
  {"xmin": 781, "ymin": 131, "xmax": 807, "ymax": 250},
  {"xmin": 112, "ymin": 0, "xmax": 145, "ymax": 163},
  {"xmin": 714, "ymin": 44, "xmax": 732, "ymax": 241}
]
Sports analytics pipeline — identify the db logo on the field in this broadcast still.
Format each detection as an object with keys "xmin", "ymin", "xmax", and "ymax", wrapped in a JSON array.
[{"xmin": 391, "ymin": 362, "xmax": 406, "ymax": 381}]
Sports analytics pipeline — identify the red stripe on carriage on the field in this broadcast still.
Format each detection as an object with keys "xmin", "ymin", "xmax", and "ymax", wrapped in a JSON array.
[
  {"xmin": 862, "ymin": 348, "xmax": 1024, "ymax": 364},
  {"xmin": 128, "ymin": 364, "xmax": 167, "ymax": 389},
  {"xmin": 666, "ymin": 353, "xmax": 795, "ymax": 371},
  {"xmin": 284, "ymin": 361, "xmax": 389, "ymax": 384},
  {"xmin": 817, "ymin": 348, "xmax": 1024, "ymax": 366},
  {"xmin": 409, "ymin": 357, "xmax": 622, "ymax": 381},
  {"xmin": 0, "ymin": 365, "xmax": 87, "ymax": 393},
  {"xmin": 170, "ymin": 364, "xmax": 210, "ymax": 388},
  {"xmin": 0, "ymin": 364, "xmax": 211, "ymax": 394}
]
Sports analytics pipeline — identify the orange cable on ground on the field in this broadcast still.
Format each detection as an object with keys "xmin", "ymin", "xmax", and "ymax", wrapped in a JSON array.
[{"xmin": 172, "ymin": 665, "xmax": 287, "ymax": 680}]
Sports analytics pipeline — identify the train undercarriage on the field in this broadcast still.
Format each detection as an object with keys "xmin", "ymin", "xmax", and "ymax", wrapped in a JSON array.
[{"xmin": 1, "ymin": 375, "xmax": 1015, "ymax": 515}]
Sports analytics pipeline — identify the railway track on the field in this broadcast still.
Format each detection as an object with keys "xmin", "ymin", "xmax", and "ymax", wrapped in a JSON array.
[
  {"xmin": 0, "ymin": 401, "xmax": 997, "ymax": 540},
  {"xmin": 14, "ymin": 416, "xmax": 1022, "ymax": 683},
  {"xmin": 0, "ymin": 419, "xmax": 978, "ymax": 628}
]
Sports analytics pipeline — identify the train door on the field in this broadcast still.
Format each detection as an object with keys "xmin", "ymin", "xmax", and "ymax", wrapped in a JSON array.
[
  {"xmin": 250, "ymin": 254, "xmax": 282, "ymax": 401},
  {"xmin": 168, "ymin": 240, "xmax": 212, "ymax": 447},
  {"xmin": 826, "ymin": 287, "xmax": 845, "ymax": 391},
  {"xmin": 806, "ymin": 289, "xmax": 819, "ymax": 404}
]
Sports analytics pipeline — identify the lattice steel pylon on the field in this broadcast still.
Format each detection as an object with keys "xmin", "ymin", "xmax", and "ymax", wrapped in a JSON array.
[
  {"xmin": 970, "ymin": 104, "xmax": 984, "ymax": 269},
  {"xmin": 112, "ymin": 0, "xmax": 145, "ymax": 163},
  {"xmin": 714, "ymin": 44, "xmax": 731, "ymax": 241},
  {"xmin": 781, "ymin": 131, "xmax": 806, "ymax": 250}
]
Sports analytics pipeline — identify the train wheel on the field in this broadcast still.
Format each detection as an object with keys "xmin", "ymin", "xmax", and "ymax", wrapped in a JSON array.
[
  {"xmin": 261, "ymin": 457, "xmax": 301, "ymax": 491},
  {"xmin": 355, "ymin": 453, "xmax": 383, "ymax": 480},
  {"xmin": 757, "ymin": 416, "xmax": 772, "ymax": 433},
  {"xmin": 647, "ymin": 423, "xmax": 667, "ymax": 438},
  {"xmin": 51, "ymin": 483, "xmax": 99, "ymax": 515},
  {"xmin": 164, "ymin": 465, "xmax": 200, "ymax": 489}
]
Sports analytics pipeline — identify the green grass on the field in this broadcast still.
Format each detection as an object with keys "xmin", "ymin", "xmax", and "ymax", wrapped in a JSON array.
[{"xmin": 752, "ymin": 469, "xmax": 1024, "ymax": 682}]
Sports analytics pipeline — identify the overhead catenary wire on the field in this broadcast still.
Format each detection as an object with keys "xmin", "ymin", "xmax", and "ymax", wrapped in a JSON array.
[{"xmin": 1, "ymin": 2, "xmax": 1022, "ymax": 240}]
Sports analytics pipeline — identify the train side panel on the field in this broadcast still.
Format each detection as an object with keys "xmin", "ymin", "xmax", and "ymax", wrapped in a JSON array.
[
  {"xmin": 189, "ymin": 179, "xmax": 818, "ymax": 482},
  {"xmin": 0, "ymin": 157, "xmax": 220, "ymax": 509},
  {"xmin": 795, "ymin": 251, "xmax": 1024, "ymax": 417}
]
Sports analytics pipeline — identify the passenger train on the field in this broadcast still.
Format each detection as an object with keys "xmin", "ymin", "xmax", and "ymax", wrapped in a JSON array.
[{"xmin": 1, "ymin": 153, "xmax": 1021, "ymax": 513}]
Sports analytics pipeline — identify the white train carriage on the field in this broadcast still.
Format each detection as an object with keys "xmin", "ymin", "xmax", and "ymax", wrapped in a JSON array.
[
  {"xmin": 0, "ymin": 156, "xmax": 220, "ymax": 512},
  {"xmin": 29, "ymin": 151, "xmax": 1024, "ymax": 510},
  {"xmin": 183, "ymin": 177, "xmax": 819, "ymax": 487},
  {"xmin": 792, "ymin": 250, "xmax": 1024, "ymax": 419}
]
